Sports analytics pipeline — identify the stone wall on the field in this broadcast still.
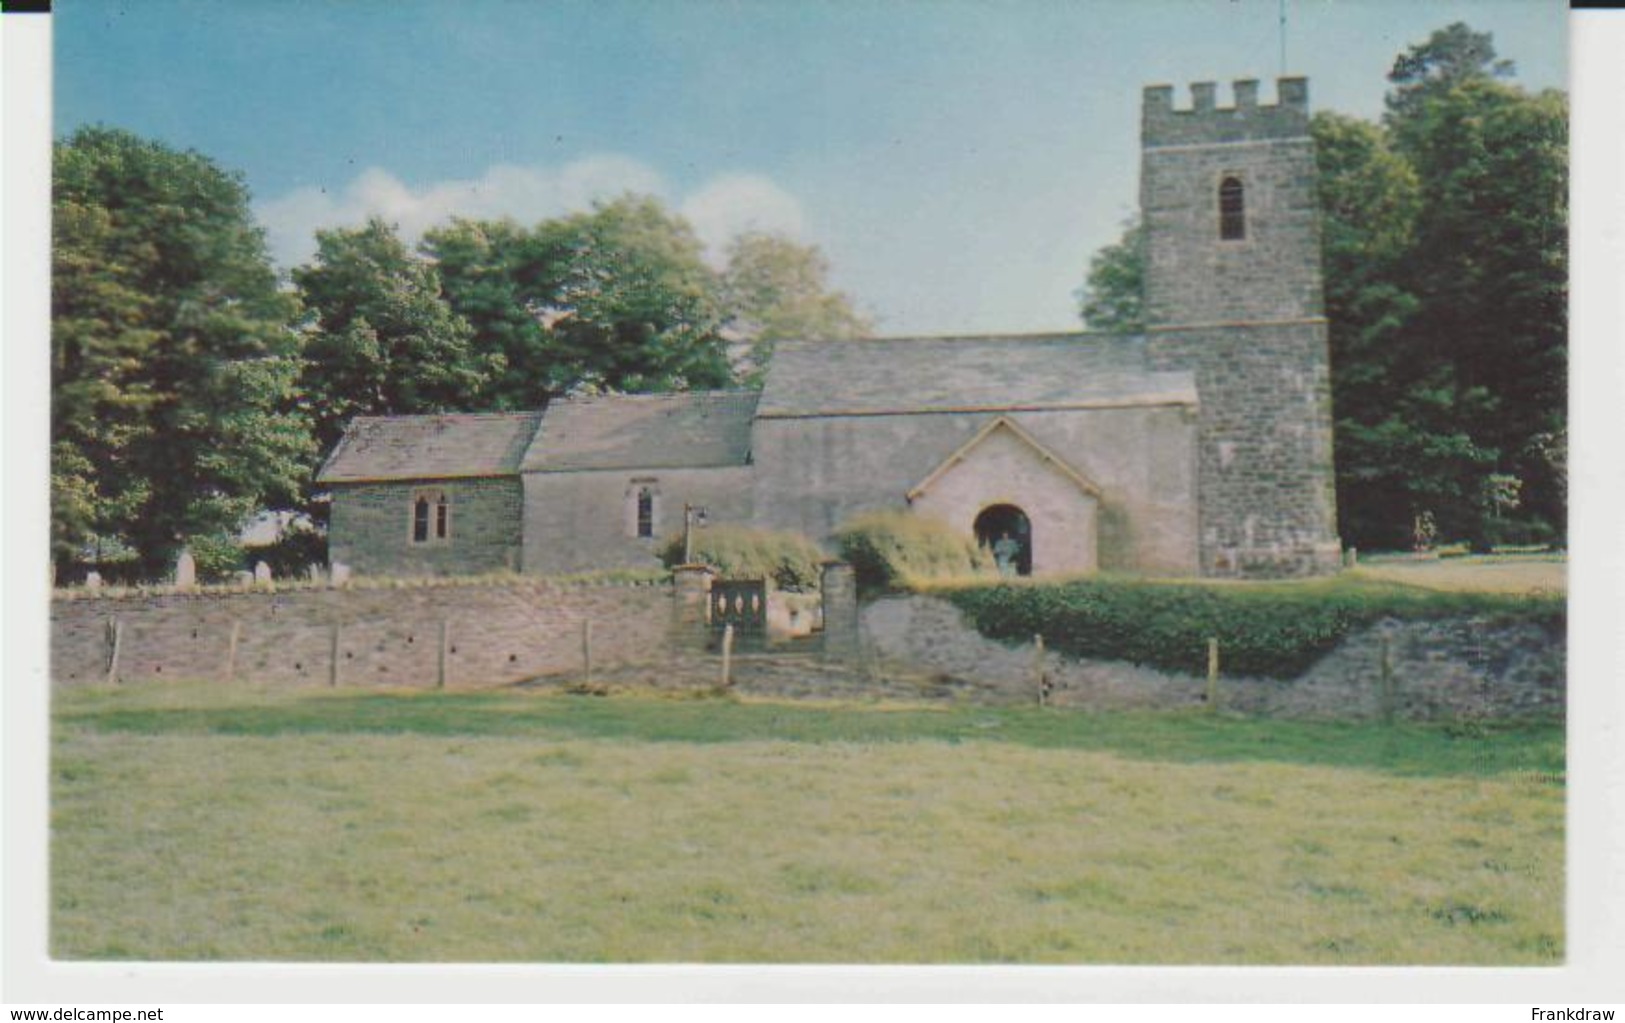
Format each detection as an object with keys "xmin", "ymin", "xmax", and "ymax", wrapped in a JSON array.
[
  {"xmin": 908, "ymin": 422, "xmax": 1100, "ymax": 575},
  {"xmin": 327, "ymin": 477, "xmax": 523, "ymax": 577},
  {"xmin": 1146, "ymin": 323, "xmax": 1340, "ymax": 577},
  {"xmin": 860, "ymin": 595, "xmax": 1564, "ymax": 720},
  {"xmin": 750, "ymin": 403, "xmax": 1199, "ymax": 575},
  {"xmin": 52, "ymin": 578, "xmax": 673, "ymax": 689},
  {"xmin": 521, "ymin": 466, "xmax": 755, "ymax": 576}
]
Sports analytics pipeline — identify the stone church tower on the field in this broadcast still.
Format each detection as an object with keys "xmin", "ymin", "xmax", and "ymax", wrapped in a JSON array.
[{"xmin": 1141, "ymin": 77, "xmax": 1342, "ymax": 576}]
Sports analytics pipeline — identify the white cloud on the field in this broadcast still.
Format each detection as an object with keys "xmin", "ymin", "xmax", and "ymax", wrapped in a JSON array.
[
  {"xmin": 256, "ymin": 157, "xmax": 806, "ymax": 270},
  {"xmin": 679, "ymin": 174, "xmax": 807, "ymax": 264}
]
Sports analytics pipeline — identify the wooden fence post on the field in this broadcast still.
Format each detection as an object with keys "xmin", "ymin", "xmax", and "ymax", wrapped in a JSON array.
[
  {"xmin": 224, "ymin": 619, "xmax": 241, "ymax": 684},
  {"xmin": 105, "ymin": 617, "xmax": 123, "ymax": 686},
  {"xmin": 582, "ymin": 619, "xmax": 593, "ymax": 684},
  {"xmin": 1033, "ymin": 634, "xmax": 1047, "ymax": 706},
  {"xmin": 1379, "ymin": 634, "xmax": 1395, "ymax": 726},
  {"xmin": 720, "ymin": 623, "xmax": 735, "ymax": 688},
  {"xmin": 438, "ymin": 619, "xmax": 449, "ymax": 690},
  {"xmin": 329, "ymin": 622, "xmax": 341, "ymax": 688},
  {"xmin": 1206, "ymin": 637, "xmax": 1220, "ymax": 709}
]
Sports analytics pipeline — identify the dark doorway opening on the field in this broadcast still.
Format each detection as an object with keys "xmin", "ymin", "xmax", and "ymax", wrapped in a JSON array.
[{"xmin": 974, "ymin": 504, "xmax": 1032, "ymax": 577}]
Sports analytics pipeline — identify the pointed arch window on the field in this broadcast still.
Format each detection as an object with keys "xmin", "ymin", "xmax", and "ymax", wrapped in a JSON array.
[
  {"xmin": 627, "ymin": 479, "xmax": 660, "ymax": 539},
  {"xmin": 1219, "ymin": 176, "xmax": 1246, "ymax": 241},
  {"xmin": 411, "ymin": 489, "xmax": 450, "ymax": 543},
  {"xmin": 636, "ymin": 487, "xmax": 655, "ymax": 538}
]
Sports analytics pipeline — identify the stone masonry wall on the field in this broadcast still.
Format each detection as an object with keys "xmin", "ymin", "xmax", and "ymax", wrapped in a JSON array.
[
  {"xmin": 860, "ymin": 595, "xmax": 1563, "ymax": 720},
  {"xmin": 751, "ymin": 404, "xmax": 1199, "ymax": 576},
  {"xmin": 52, "ymin": 578, "xmax": 673, "ymax": 689},
  {"xmin": 1147, "ymin": 322, "xmax": 1340, "ymax": 576},
  {"xmin": 522, "ymin": 466, "xmax": 755, "ymax": 576},
  {"xmin": 1140, "ymin": 78, "xmax": 1339, "ymax": 577},
  {"xmin": 328, "ymin": 477, "xmax": 523, "ymax": 577}
]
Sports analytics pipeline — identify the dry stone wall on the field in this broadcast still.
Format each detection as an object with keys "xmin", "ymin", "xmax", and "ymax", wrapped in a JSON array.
[
  {"xmin": 53, "ymin": 578, "xmax": 673, "ymax": 689},
  {"xmin": 859, "ymin": 595, "xmax": 1563, "ymax": 720}
]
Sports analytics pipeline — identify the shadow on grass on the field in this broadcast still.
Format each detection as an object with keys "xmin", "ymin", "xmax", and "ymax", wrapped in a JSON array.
[{"xmin": 56, "ymin": 687, "xmax": 1565, "ymax": 781}]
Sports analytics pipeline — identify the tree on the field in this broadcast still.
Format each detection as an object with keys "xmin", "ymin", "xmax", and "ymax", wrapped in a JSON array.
[
  {"xmin": 534, "ymin": 196, "xmax": 735, "ymax": 394},
  {"xmin": 421, "ymin": 217, "xmax": 556, "ymax": 411},
  {"xmin": 1075, "ymin": 218, "xmax": 1144, "ymax": 333},
  {"xmin": 1386, "ymin": 74, "xmax": 1567, "ymax": 544},
  {"xmin": 718, "ymin": 231, "xmax": 871, "ymax": 380},
  {"xmin": 295, "ymin": 218, "xmax": 493, "ymax": 454},
  {"xmin": 1385, "ymin": 21, "xmax": 1515, "ymax": 134},
  {"xmin": 429, "ymin": 196, "xmax": 734, "ymax": 404},
  {"xmin": 1311, "ymin": 111, "xmax": 1428, "ymax": 549},
  {"xmin": 52, "ymin": 127, "xmax": 312, "ymax": 580}
]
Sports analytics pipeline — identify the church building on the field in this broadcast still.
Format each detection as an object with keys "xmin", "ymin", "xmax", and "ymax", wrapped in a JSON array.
[{"xmin": 316, "ymin": 78, "xmax": 1343, "ymax": 580}]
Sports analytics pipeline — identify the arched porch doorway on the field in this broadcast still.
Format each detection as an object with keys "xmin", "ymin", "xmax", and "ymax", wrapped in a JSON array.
[{"xmin": 974, "ymin": 503, "xmax": 1032, "ymax": 577}]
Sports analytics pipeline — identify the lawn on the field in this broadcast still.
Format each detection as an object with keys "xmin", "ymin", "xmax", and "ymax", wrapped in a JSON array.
[
  {"xmin": 1351, "ymin": 552, "xmax": 1565, "ymax": 595},
  {"xmin": 51, "ymin": 683, "xmax": 1564, "ymax": 964}
]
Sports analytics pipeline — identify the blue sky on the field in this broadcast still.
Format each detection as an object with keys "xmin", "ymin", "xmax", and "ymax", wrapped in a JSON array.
[{"xmin": 55, "ymin": 0, "xmax": 1566, "ymax": 336}]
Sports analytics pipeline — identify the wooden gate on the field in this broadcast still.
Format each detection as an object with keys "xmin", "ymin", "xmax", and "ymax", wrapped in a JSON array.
[{"xmin": 709, "ymin": 579, "xmax": 767, "ymax": 641}]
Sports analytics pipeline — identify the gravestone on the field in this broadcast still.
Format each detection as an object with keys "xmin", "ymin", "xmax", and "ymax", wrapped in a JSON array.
[
  {"xmin": 84, "ymin": 571, "xmax": 102, "ymax": 591},
  {"xmin": 254, "ymin": 560, "xmax": 273, "ymax": 584},
  {"xmin": 173, "ymin": 549, "xmax": 196, "ymax": 588}
]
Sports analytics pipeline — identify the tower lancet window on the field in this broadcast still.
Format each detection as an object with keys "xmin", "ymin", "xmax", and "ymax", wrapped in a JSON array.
[{"xmin": 1219, "ymin": 176, "xmax": 1246, "ymax": 241}]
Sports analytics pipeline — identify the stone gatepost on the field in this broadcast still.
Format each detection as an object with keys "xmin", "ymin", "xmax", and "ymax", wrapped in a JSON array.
[
  {"xmin": 670, "ymin": 564, "xmax": 716, "ymax": 652},
  {"xmin": 820, "ymin": 561, "xmax": 860, "ymax": 660}
]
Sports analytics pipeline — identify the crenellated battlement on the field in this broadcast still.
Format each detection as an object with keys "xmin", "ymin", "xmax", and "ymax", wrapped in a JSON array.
[{"xmin": 1143, "ymin": 77, "xmax": 1309, "ymax": 147}]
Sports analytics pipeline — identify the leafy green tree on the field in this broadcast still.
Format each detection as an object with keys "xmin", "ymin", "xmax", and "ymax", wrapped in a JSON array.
[
  {"xmin": 718, "ymin": 230, "xmax": 871, "ymax": 380},
  {"xmin": 1386, "ymin": 73, "xmax": 1567, "ymax": 545},
  {"xmin": 1074, "ymin": 218, "xmax": 1144, "ymax": 333},
  {"xmin": 430, "ymin": 196, "xmax": 734, "ymax": 404},
  {"xmin": 421, "ymin": 217, "xmax": 556, "ymax": 411},
  {"xmin": 534, "ymin": 195, "xmax": 734, "ymax": 394},
  {"xmin": 52, "ymin": 127, "xmax": 312, "ymax": 580},
  {"xmin": 1384, "ymin": 21, "xmax": 1516, "ymax": 136},
  {"xmin": 295, "ymin": 217, "xmax": 493, "ymax": 453},
  {"xmin": 1311, "ymin": 111, "xmax": 1428, "ymax": 549}
]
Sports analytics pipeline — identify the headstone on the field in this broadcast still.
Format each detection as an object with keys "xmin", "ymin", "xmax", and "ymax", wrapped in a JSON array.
[
  {"xmin": 84, "ymin": 571, "xmax": 103, "ymax": 591},
  {"xmin": 173, "ymin": 549, "xmax": 196, "ymax": 588},
  {"xmin": 253, "ymin": 560, "xmax": 273, "ymax": 584},
  {"xmin": 330, "ymin": 561, "xmax": 351, "ymax": 586}
]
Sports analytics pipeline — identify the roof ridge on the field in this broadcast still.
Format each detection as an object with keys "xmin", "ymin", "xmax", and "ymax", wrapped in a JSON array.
[
  {"xmin": 553, "ymin": 390, "xmax": 758, "ymax": 404},
  {"xmin": 349, "ymin": 409, "xmax": 543, "ymax": 424},
  {"xmin": 775, "ymin": 330, "xmax": 1139, "ymax": 347}
]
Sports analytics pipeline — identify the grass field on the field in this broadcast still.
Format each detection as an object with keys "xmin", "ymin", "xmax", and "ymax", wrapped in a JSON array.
[
  {"xmin": 1351, "ymin": 552, "xmax": 1565, "ymax": 595},
  {"xmin": 52, "ymin": 683, "xmax": 1564, "ymax": 964}
]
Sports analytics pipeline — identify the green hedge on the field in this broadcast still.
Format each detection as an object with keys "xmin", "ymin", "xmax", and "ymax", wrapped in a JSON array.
[
  {"xmin": 659, "ymin": 524, "xmax": 824, "ymax": 591},
  {"xmin": 833, "ymin": 510, "xmax": 991, "ymax": 592},
  {"xmin": 940, "ymin": 576, "xmax": 1564, "ymax": 680}
]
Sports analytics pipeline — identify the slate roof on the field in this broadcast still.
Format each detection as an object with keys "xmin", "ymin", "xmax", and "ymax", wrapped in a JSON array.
[
  {"xmin": 756, "ymin": 333, "xmax": 1196, "ymax": 417},
  {"xmin": 521, "ymin": 391, "xmax": 759, "ymax": 472},
  {"xmin": 316, "ymin": 411, "xmax": 543, "ymax": 483}
]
